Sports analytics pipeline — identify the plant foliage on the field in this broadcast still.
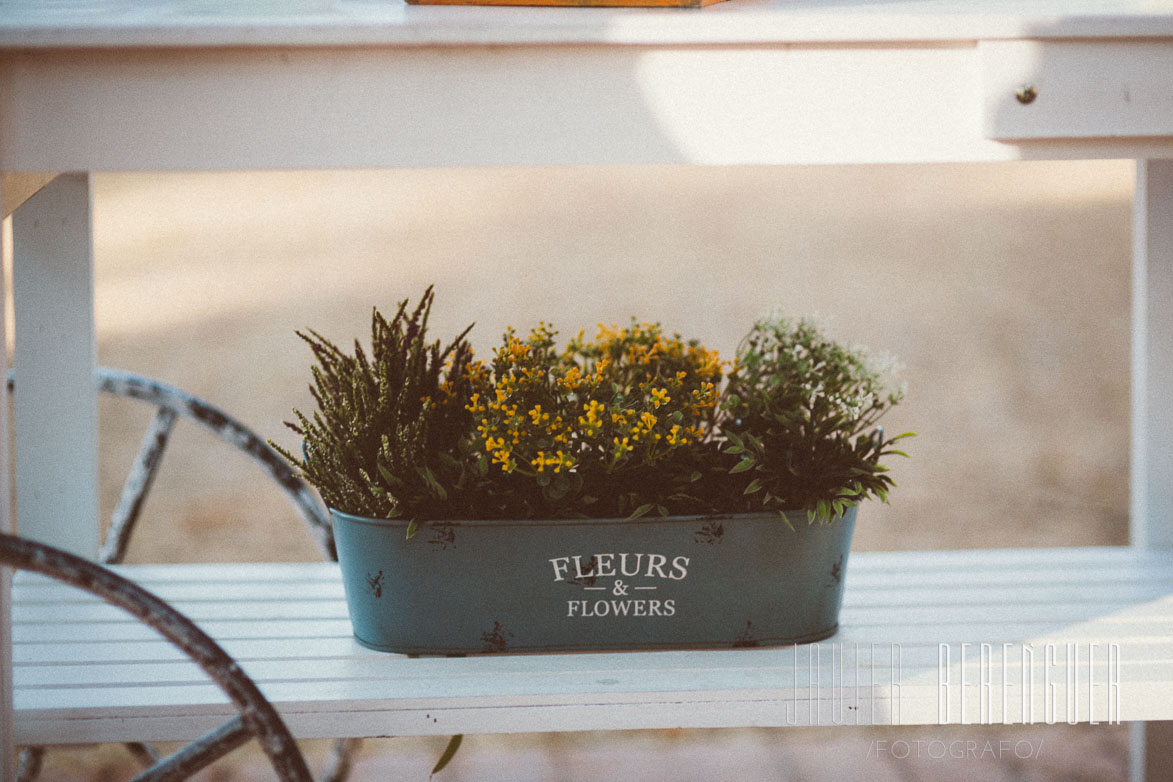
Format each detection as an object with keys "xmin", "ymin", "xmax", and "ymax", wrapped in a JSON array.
[
  {"xmin": 277, "ymin": 289, "xmax": 912, "ymax": 528},
  {"xmin": 272, "ymin": 286, "xmax": 484, "ymax": 522},
  {"xmin": 718, "ymin": 312, "xmax": 912, "ymax": 523}
]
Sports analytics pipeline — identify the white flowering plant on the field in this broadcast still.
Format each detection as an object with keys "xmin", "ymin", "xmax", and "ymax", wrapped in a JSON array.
[{"xmin": 717, "ymin": 312, "xmax": 912, "ymax": 523}]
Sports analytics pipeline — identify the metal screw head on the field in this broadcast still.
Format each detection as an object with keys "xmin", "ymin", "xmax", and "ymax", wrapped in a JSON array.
[{"xmin": 1016, "ymin": 84, "xmax": 1038, "ymax": 105}]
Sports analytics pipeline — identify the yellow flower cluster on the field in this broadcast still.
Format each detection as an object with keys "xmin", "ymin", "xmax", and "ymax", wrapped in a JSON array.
[{"xmin": 467, "ymin": 320, "xmax": 724, "ymax": 487}]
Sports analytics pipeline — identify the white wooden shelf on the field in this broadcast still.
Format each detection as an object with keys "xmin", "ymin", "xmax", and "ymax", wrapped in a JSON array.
[{"xmin": 13, "ymin": 546, "xmax": 1173, "ymax": 745}]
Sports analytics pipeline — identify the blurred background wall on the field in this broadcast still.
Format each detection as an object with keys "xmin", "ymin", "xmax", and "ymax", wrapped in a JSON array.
[{"xmin": 82, "ymin": 161, "xmax": 1132, "ymax": 562}]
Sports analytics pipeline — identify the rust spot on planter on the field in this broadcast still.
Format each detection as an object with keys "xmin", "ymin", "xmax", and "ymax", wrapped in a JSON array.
[
  {"xmin": 365, "ymin": 570, "xmax": 384, "ymax": 598},
  {"xmin": 480, "ymin": 621, "xmax": 513, "ymax": 653},
  {"xmin": 565, "ymin": 555, "xmax": 599, "ymax": 587},
  {"xmin": 694, "ymin": 521, "xmax": 724, "ymax": 545},
  {"xmin": 732, "ymin": 621, "xmax": 758, "ymax": 648},
  {"xmin": 428, "ymin": 523, "xmax": 456, "ymax": 550},
  {"xmin": 827, "ymin": 555, "xmax": 843, "ymax": 587}
]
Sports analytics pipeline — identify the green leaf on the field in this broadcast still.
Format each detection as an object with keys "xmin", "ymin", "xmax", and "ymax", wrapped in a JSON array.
[
  {"xmin": 729, "ymin": 458, "xmax": 756, "ymax": 474},
  {"xmin": 406, "ymin": 519, "xmax": 419, "ymax": 539},
  {"xmin": 743, "ymin": 478, "xmax": 763, "ymax": 495},
  {"xmin": 416, "ymin": 466, "xmax": 448, "ymax": 501},
  {"xmin": 430, "ymin": 734, "xmax": 464, "ymax": 777},
  {"xmin": 627, "ymin": 503, "xmax": 654, "ymax": 520}
]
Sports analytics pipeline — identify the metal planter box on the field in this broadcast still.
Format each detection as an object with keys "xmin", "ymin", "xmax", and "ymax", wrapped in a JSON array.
[{"xmin": 331, "ymin": 507, "xmax": 856, "ymax": 655}]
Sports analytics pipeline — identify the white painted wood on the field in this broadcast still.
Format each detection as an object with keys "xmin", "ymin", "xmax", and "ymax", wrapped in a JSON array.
[
  {"xmin": 1134, "ymin": 174, "xmax": 1173, "ymax": 782},
  {"xmin": 3, "ymin": 0, "xmax": 1173, "ymax": 48},
  {"xmin": 11, "ymin": 549, "xmax": 1172, "ymax": 744},
  {"xmin": 1132, "ymin": 160, "xmax": 1173, "ymax": 550},
  {"xmin": 983, "ymin": 41, "xmax": 1173, "ymax": 140},
  {"xmin": 0, "ymin": 45, "xmax": 986, "ymax": 170},
  {"xmin": 1, "ymin": 194, "xmax": 16, "ymax": 782},
  {"xmin": 6, "ymin": 45, "xmax": 1173, "ymax": 173},
  {"xmin": 11, "ymin": 174, "xmax": 99, "ymax": 557}
]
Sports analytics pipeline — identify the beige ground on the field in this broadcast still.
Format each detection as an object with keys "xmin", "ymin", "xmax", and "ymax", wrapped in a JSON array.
[{"xmin": 30, "ymin": 161, "xmax": 1138, "ymax": 779}]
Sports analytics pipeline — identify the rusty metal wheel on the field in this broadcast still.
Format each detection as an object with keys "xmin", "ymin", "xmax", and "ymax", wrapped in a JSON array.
[{"xmin": 3, "ymin": 533, "xmax": 313, "ymax": 782}]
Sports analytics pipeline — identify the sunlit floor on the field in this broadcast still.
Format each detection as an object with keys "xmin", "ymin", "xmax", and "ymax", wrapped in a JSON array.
[{"xmin": 32, "ymin": 724, "xmax": 1129, "ymax": 781}]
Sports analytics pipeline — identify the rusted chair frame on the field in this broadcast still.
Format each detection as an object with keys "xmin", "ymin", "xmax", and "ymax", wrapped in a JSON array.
[
  {"xmin": 8, "ymin": 368, "xmax": 358, "ymax": 780},
  {"xmin": 2, "ymin": 533, "xmax": 314, "ymax": 782}
]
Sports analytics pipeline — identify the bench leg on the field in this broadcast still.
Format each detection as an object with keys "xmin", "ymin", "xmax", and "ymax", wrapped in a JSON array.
[
  {"xmin": 1131, "ymin": 159, "xmax": 1173, "ymax": 549},
  {"xmin": 11, "ymin": 173, "xmax": 99, "ymax": 557},
  {"xmin": 1, "ymin": 181, "xmax": 16, "ymax": 782},
  {"xmin": 1130, "ymin": 160, "xmax": 1173, "ymax": 781},
  {"xmin": 1130, "ymin": 721, "xmax": 1173, "ymax": 782}
]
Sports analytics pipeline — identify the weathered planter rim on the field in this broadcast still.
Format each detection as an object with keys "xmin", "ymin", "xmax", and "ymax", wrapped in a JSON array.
[{"xmin": 329, "ymin": 507, "xmax": 832, "ymax": 529}]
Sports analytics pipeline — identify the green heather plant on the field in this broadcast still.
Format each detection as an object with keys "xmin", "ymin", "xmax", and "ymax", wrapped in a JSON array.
[
  {"xmin": 272, "ymin": 286, "xmax": 484, "ymax": 529},
  {"xmin": 278, "ymin": 289, "xmax": 911, "ymax": 530}
]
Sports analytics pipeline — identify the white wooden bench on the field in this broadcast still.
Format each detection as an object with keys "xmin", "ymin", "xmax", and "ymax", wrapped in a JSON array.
[
  {"xmin": 4, "ymin": 1, "xmax": 1173, "ymax": 779},
  {"xmin": 13, "ymin": 547, "xmax": 1173, "ymax": 743}
]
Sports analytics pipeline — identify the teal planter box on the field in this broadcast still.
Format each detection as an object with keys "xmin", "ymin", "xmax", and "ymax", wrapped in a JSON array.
[{"xmin": 331, "ymin": 507, "xmax": 857, "ymax": 655}]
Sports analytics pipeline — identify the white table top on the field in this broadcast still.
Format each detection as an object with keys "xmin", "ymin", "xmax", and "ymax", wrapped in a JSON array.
[{"xmin": 2, "ymin": 0, "xmax": 1173, "ymax": 49}]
